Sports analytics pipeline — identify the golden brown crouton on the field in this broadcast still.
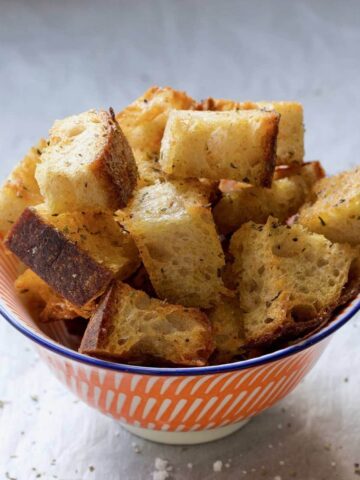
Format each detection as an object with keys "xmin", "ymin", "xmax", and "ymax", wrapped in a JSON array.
[
  {"xmin": 0, "ymin": 139, "xmax": 46, "ymax": 236},
  {"xmin": 121, "ymin": 180, "xmax": 227, "ymax": 308},
  {"xmin": 35, "ymin": 110, "xmax": 137, "ymax": 212},
  {"xmin": 116, "ymin": 86, "xmax": 195, "ymax": 185},
  {"xmin": 80, "ymin": 281, "xmax": 214, "ymax": 366},
  {"xmin": 298, "ymin": 166, "xmax": 360, "ymax": 245},
  {"xmin": 229, "ymin": 217, "xmax": 359, "ymax": 346},
  {"xmin": 200, "ymin": 98, "xmax": 304, "ymax": 164},
  {"xmin": 214, "ymin": 162, "xmax": 324, "ymax": 234},
  {"xmin": 159, "ymin": 110, "xmax": 279, "ymax": 186}
]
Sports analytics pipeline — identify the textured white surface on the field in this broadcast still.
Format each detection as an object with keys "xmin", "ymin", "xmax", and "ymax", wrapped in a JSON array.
[{"xmin": 0, "ymin": 0, "xmax": 360, "ymax": 479}]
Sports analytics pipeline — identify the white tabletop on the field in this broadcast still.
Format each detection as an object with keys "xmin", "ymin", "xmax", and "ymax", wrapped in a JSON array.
[{"xmin": 0, "ymin": 1, "xmax": 360, "ymax": 479}]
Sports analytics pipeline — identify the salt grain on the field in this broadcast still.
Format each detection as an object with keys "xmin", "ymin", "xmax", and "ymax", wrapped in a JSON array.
[
  {"xmin": 152, "ymin": 472, "xmax": 169, "ymax": 480},
  {"xmin": 155, "ymin": 458, "xmax": 168, "ymax": 471},
  {"xmin": 152, "ymin": 458, "xmax": 171, "ymax": 480},
  {"xmin": 213, "ymin": 460, "xmax": 223, "ymax": 472}
]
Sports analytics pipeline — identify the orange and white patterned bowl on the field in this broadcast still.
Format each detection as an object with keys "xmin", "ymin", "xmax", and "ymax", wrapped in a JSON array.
[{"xmin": 1, "ymin": 243, "xmax": 359, "ymax": 445}]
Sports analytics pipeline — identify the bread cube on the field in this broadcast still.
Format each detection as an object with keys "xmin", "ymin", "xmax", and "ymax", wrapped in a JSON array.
[
  {"xmin": 15, "ymin": 269, "xmax": 95, "ymax": 322},
  {"xmin": 35, "ymin": 110, "xmax": 137, "ymax": 213},
  {"xmin": 116, "ymin": 86, "xmax": 195, "ymax": 185},
  {"xmin": 160, "ymin": 110, "xmax": 279, "ymax": 186},
  {"xmin": 122, "ymin": 180, "xmax": 227, "ymax": 307},
  {"xmin": 207, "ymin": 297, "xmax": 246, "ymax": 364},
  {"xmin": 214, "ymin": 161, "xmax": 324, "ymax": 234},
  {"xmin": 298, "ymin": 166, "xmax": 360, "ymax": 245},
  {"xmin": 5, "ymin": 206, "xmax": 140, "ymax": 306},
  {"xmin": 80, "ymin": 281, "xmax": 214, "ymax": 366},
  {"xmin": 229, "ymin": 217, "xmax": 358, "ymax": 346},
  {"xmin": 0, "ymin": 139, "xmax": 46, "ymax": 236},
  {"xmin": 200, "ymin": 98, "xmax": 304, "ymax": 164}
]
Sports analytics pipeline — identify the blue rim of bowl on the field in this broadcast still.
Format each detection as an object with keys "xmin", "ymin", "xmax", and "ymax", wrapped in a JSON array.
[{"xmin": 1, "ymin": 296, "xmax": 359, "ymax": 376}]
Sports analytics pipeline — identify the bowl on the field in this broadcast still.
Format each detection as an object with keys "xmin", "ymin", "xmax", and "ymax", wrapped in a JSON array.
[{"xmin": 1, "ymin": 243, "xmax": 359, "ymax": 445}]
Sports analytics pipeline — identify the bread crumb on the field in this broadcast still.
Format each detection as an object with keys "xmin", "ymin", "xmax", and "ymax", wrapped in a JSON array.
[
  {"xmin": 152, "ymin": 458, "xmax": 172, "ymax": 480},
  {"xmin": 155, "ymin": 458, "xmax": 169, "ymax": 471},
  {"xmin": 152, "ymin": 472, "xmax": 169, "ymax": 480},
  {"xmin": 274, "ymin": 476, "xmax": 282, "ymax": 480},
  {"xmin": 187, "ymin": 463, "xmax": 193, "ymax": 469},
  {"xmin": 213, "ymin": 460, "xmax": 223, "ymax": 472},
  {"xmin": 131, "ymin": 442, "xmax": 142, "ymax": 454}
]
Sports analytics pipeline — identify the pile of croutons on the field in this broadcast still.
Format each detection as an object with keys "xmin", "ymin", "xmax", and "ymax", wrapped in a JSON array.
[{"xmin": 1, "ymin": 87, "xmax": 359, "ymax": 366}]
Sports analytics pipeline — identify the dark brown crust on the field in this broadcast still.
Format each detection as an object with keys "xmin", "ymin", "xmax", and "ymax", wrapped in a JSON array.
[
  {"xmin": 79, "ymin": 283, "xmax": 116, "ymax": 352},
  {"xmin": 90, "ymin": 110, "xmax": 138, "ymax": 209},
  {"xmin": 261, "ymin": 112, "xmax": 279, "ymax": 188},
  {"xmin": 5, "ymin": 208, "xmax": 113, "ymax": 306}
]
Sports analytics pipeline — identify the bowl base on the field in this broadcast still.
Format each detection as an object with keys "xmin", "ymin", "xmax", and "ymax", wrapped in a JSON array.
[{"xmin": 121, "ymin": 419, "xmax": 250, "ymax": 445}]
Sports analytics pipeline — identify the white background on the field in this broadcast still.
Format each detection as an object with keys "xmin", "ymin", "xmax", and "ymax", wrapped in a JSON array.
[{"xmin": 0, "ymin": 0, "xmax": 359, "ymax": 479}]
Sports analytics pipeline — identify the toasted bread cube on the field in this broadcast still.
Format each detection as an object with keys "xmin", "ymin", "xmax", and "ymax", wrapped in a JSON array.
[
  {"xmin": 15, "ymin": 269, "xmax": 95, "ymax": 322},
  {"xmin": 116, "ymin": 87, "xmax": 195, "ymax": 185},
  {"xmin": 5, "ymin": 206, "xmax": 140, "ymax": 306},
  {"xmin": 122, "ymin": 181, "xmax": 227, "ymax": 308},
  {"xmin": 200, "ymin": 98, "xmax": 304, "ymax": 165},
  {"xmin": 230, "ymin": 217, "xmax": 358, "ymax": 346},
  {"xmin": 159, "ymin": 110, "xmax": 279, "ymax": 186},
  {"xmin": 214, "ymin": 162, "xmax": 324, "ymax": 234},
  {"xmin": 132, "ymin": 148, "xmax": 166, "ymax": 186},
  {"xmin": 257, "ymin": 102, "xmax": 304, "ymax": 164},
  {"xmin": 207, "ymin": 297, "xmax": 246, "ymax": 364},
  {"xmin": 0, "ymin": 140, "xmax": 46, "ymax": 236},
  {"xmin": 35, "ymin": 110, "xmax": 137, "ymax": 213},
  {"xmin": 298, "ymin": 166, "xmax": 360, "ymax": 245},
  {"xmin": 79, "ymin": 281, "xmax": 214, "ymax": 366}
]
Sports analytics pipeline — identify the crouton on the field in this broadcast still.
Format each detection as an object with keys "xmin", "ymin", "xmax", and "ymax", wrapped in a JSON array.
[
  {"xmin": 214, "ymin": 161, "xmax": 324, "ymax": 234},
  {"xmin": 207, "ymin": 296, "xmax": 246, "ymax": 364},
  {"xmin": 15, "ymin": 269, "xmax": 95, "ymax": 322},
  {"xmin": 116, "ymin": 86, "xmax": 195, "ymax": 185},
  {"xmin": 229, "ymin": 217, "xmax": 359, "ymax": 346},
  {"xmin": 35, "ymin": 109, "xmax": 137, "ymax": 213},
  {"xmin": 121, "ymin": 180, "xmax": 227, "ymax": 308},
  {"xmin": 0, "ymin": 139, "xmax": 46, "ymax": 236},
  {"xmin": 79, "ymin": 281, "xmax": 214, "ymax": 366},
  {"xmin": 159, "ymin": 110, "xmax": 279, "ymax": 186},
  {"xmin": 298, "ymin": 166, "xmax": 360, "ymax": 245},
  {"xmin": 200, "ymin": 98, "xmax": 304, "ymax": 164},
  {"xmin": 5, "ymin": 206, "xmax": 140, "ymax": 306}
]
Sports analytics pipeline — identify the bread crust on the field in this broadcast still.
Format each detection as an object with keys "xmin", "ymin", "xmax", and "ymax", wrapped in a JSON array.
[
  {"xmin": 5, "ymin": 208, "xmax": 113, "ymax": 306},
  {"xmin": 262, "ymin": 113, "xmax": 279, "ymax": 187},
  {"xmin": 90, "ymin": 110, "xmax": 138, "ymax": 209}
]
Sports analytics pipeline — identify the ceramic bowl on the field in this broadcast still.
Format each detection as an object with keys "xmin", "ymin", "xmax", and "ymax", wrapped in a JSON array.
[{"xmin": 1, "ymin": 243, "xmax": 359, "ymax": 445}]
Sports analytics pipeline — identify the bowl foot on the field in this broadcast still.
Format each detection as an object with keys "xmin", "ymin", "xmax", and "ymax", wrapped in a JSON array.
[{"xmin": 121, "ymin": 419, "xmax": 250, "ymax": 445}]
